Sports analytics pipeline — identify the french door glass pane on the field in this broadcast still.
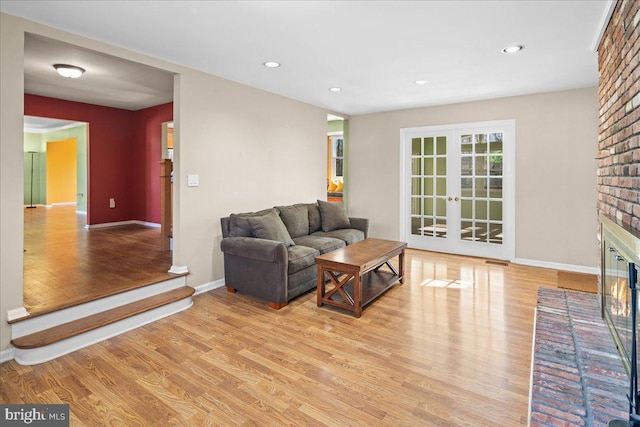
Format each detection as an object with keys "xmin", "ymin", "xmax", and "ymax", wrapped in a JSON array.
[
  {"xmin": 412, "ymin": 158, "xmax": 421, "ymax": 175},
  {"xmin": 411, "ymin": 197, "xmax": 421, "ymax": 215},
  {"xmin": 425, "ymin": 137, "xmax": 434, "ymax": 155},
  {"xmin": 411, "ymin": 178, "xmax": 421, "ymax": 194},
  {"xmin": 490, "ymin": 224, "xmax": 503, "ymax": 244},
  {"xmin": 410, "ymin": 136, "xmax": 447, "ymax": 238},
  {"xmin": 460, "ymin": 131, "xmax": 503, "ymax": 245},
  {"xmin": 412, "ymin": 138, "xmax": 421, "ymax": 155},
  {"xmin": 424, "ymin": 198, "xmax": 433, "ymax": 216},
  {"xmin": 490, "ymin": 201, "xmax": 503, "ymax": 221},
  {"xmin": 425, "ymin": 158, "xmax": 433, "ymax": 175}
]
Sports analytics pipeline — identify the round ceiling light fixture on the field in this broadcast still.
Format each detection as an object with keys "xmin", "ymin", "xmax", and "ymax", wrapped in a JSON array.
[
  {"xmin": 329, "ymin": 87, "xmax": 341, "ymax": 92},
  {"xmin": 415, "ymin": 80, "xmax": 430, "ymax": 85},
  {"xmin": 53, "ymin": 64, "xmax": 85, "ymax": 78},
  {"xmin": 501, "ymin": 45, "xmax": 524, "ymax": 54},
  {"xmin": 263, "ymin": 61, "xmax": 281, "ymax": 68}
]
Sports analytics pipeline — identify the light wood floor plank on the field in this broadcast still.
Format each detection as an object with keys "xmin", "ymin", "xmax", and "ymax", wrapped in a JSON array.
[
  {"xmin": 3, "ymin": 249, "xmax": 600, "ymax": 426},
  {"xmin": 23, "ymin": 206, "xmax": 172, "ymax": 317}
]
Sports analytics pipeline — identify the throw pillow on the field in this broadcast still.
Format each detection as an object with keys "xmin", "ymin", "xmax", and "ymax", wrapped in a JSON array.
[
  {"xmin": 306, "ymin": 203, "xmax": 322, "ymax": 234},
  {"xmin": 336, "ymin": 180, "xmax": 344, "ymax": 192},
  {"xmin": 328, "ymin": 180, "xmax": 338, "ymax": 192},
  {"xmin": 247, "ymin": 210, "xmax": 295, "ymax": 247},
  {"xmin": 317, "ymin": 200, "xmax": 351, "ymax": 232},
  {"xmin": 229, "ymin": 208, "xmax": 275, "ymax": 237},
  {"xmin": 275, "ymin": 204, "xmax": 309, "ymax": 238}
]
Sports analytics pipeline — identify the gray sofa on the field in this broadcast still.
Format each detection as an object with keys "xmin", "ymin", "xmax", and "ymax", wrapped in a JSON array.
[{"xmin": 220, "ymin": 201, "xmax": 368, "ymax": 309}]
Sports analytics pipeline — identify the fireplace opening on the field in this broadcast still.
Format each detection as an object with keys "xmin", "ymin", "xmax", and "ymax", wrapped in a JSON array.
[{"xmin": 601, "ymin": 215, "xmax": 640, "ymax": 425}]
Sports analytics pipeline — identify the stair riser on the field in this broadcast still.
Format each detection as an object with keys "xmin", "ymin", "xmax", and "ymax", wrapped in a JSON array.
[
  {"xmin": 13, "ymin": 297, "xmax": 193, "ymax": 365},
  {"xmin": 12, "ymin": 276, "xmax": 187, "ymax": 338}
]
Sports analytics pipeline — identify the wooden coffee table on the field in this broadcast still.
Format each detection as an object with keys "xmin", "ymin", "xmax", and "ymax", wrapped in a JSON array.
[{"xmin": 316, "ymin": 238, "xmax": 407, "ymax": 318}]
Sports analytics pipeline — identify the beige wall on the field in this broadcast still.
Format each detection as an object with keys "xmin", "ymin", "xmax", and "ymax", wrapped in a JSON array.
[
  {"xmin": 1, "ymin": 13, "xmax": 26, "ymax": 354},
  {"xmin": 0, "ymin": 13, "xmax": 327, "ymax": 353},
  {"xmin": 348, "ymin": 88, "xmax": 599, "ymax": 269},
  {"xmin": 172, "ymin": 69, "xmax": 326, "ymax": 281}
]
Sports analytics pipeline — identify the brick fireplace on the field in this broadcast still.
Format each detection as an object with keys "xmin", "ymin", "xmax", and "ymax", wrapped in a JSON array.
[
  {"xmin": 596, "ymin": 0, "xmax": 640, "ymax": 424},
  {"xmin": 597, "ymin": 0, "xmax": 640, "ymax": 243}
]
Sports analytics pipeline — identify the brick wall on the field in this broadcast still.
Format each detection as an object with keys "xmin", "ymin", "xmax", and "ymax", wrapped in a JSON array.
[{"xmin": 597, "ymin": 0, "xmax": 640, "ymax": 231}]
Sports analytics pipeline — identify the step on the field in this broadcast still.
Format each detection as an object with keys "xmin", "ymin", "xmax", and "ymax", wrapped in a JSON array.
[
  {"xmin": 11, "ymin": 286, "xmax": 194, "ymax": 365},
  {"xmin": 11, "ymin": 273, "xmax": 188, "ymax": 339}
]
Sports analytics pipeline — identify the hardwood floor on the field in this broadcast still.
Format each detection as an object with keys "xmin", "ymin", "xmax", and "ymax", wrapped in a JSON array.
[
  {"xmin": 2, "ymin": 249, "xmax": 585, "ymax": 426},
  {"xmin": 23, "ymin": 205, "xmax": 172, "ymax": 317}
]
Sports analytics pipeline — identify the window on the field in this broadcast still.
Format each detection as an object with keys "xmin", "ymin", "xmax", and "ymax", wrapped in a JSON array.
[{"xmin": 331, "ymin": 135, "xmax": 343, "ymax": 180}]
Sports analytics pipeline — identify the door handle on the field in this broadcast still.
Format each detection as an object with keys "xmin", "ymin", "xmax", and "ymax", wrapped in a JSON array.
[{"xmin": 447, "ymin": 196, "xmax": 460, "ymax": 202}]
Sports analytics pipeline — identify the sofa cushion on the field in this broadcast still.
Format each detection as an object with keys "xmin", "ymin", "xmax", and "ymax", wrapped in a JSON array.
[
  {"xmin": 317, "ymin": 200, "xmax": 351, "ymax": 232},
  {"xmin": 247, "ymin": 210, "xmax": 295, "ymax": 247},
  {"xmin": 287, "ymin": 245, "xmax": 319, "ymax": 274},
  {"xmin": 229, "ymin": 208, "xmax": 275, "ymax": 237},
  {"xmin": 292, "ymin": 235, "xmax": 345, "ymax": 254},
  {"xmin": 312, "ymin": 229, "xmax": 365, "ymax": 245},
  {"xmin": 305, "ymin": 203, "xmax": 322, "ymax": 234},
  {"xmin": 276, "ymin": 204, "xmax": 309, "ymax": 238}
]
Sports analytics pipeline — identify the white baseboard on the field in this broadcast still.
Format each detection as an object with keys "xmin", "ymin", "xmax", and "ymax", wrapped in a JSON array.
[
  {"xmin": 86, "ymin": 220, "xmax": 135, "ymax": 229},
  {"xmin": 0, "ymin": 348, "xmax": 15, "ymax": 364},
  {"xmin": 51, "ymin": 202, "xmax": 77, "ymax": 207},
  {"xmin": 512, "ymin": 258, "xmax": 598, "ymax": 275},
  {"xmin": 87, "ymin": 220, "xmax": 160, "ymax": 229},
  {"xmin": 193, "ymin": 278, "xmax": 225, "ymax": 295},
  {"xmin": 76, "ymin": 210, "xmax": 87, "ymax": 215},
  {"xmin": 134, "ymin": 220, "xmax": 160, "ymax": 228}
]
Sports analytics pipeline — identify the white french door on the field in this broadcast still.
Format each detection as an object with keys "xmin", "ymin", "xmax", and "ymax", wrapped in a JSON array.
[{"xmin": 400, "ymin": 120, "xmax": 515, "ymax": 260}]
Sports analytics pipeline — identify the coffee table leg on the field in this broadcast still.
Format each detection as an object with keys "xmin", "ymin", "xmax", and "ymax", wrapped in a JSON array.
[
  {"xmin": 317, "ymin": 265, "xmax": 325, "ymax": 307},
  {"xmin": 399, "ymin": 248, "xmax": 405, "ymax": 284},
  {"xmin": 354, "ymin": 274, "xmax": 362, "ymax": 318}
]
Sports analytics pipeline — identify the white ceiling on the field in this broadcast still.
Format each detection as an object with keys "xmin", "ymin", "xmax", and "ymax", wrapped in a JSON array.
[
  {"xmin": 1, "ymin": 1, "xmax": 612, "ymax": 116},
  {"xmin": 24, "ymin": 116, "xmax": 85, "ymax": 133},
  {"xmin": 24, "ymin": 34, "xmax": 175, "ymax": 111}
]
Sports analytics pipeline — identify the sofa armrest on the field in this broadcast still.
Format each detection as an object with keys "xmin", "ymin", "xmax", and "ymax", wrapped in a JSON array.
[
  {"xmin": 349, "ymin": 217, "xmax": 369, "ymax": 239},
  {"xmin": 220, "ymin": 237, "xmax": 287, "ymax": 263}
]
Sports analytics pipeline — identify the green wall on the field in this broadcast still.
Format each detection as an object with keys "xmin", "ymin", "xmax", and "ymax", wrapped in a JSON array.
[
  {"xmin": 23, "ymin": 124, "xmax": 88, "ymax": 211},
  {"xmin": 327, "ymin": 120, "xmax": 344, "ymax": 133}
]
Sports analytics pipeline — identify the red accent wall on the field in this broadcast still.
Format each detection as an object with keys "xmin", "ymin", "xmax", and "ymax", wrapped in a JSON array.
[
  {"xmin": 24, "ymin": 94, "xmax": 172, "ymax": 225},
  {"xmin": 132, "ymin": 103, "xmax": 173, "ymax": 224}
]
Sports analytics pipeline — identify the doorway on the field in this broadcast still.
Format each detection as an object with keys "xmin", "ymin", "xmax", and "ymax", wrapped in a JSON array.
[
  {"xmin": 400, "ymin": 120, "xmax": 515, "ymax": 260},
  {"xmin": 327, "ymin": 114, "xmax": 347, "ymax": 204},
  {"xmin": 23, "ymin": 117, "xmax": 88, "ymax": 217}
]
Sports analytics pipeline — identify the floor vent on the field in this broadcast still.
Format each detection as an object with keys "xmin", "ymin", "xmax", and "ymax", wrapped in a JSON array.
[{"xmin": 486, "ymin": 260, "xmax": 509, "ymax": 266}]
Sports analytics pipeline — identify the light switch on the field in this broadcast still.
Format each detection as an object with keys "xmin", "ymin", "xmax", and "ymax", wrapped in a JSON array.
[{"xmin": 187, "ymin": 174, "xmax": 199, "ymax": 187}]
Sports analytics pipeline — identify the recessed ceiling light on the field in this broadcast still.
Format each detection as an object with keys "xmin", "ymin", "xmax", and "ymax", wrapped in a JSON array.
[
  {"xmin": 53, "ymin": 64, "xmax": 85, "ymax": 78},
  {"xmin": 329, "ymin": 87, "xmax": 341, "ymax": 92},
  {"xmin": 263, "ymin": 61, "xmax": 281, "ymax": 68},
  {"xmin": 501, "ymin": 45, "xmax": 524, "ymax": 54},
  {"xmin": 415, "ymin": 80, "xmax": 429, "ymax": 85}
]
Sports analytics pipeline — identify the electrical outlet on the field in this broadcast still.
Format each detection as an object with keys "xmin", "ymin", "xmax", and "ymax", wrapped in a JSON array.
[{"xmin": 109, "ymin": 198, "xmax": 115, "ymax": 208}]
